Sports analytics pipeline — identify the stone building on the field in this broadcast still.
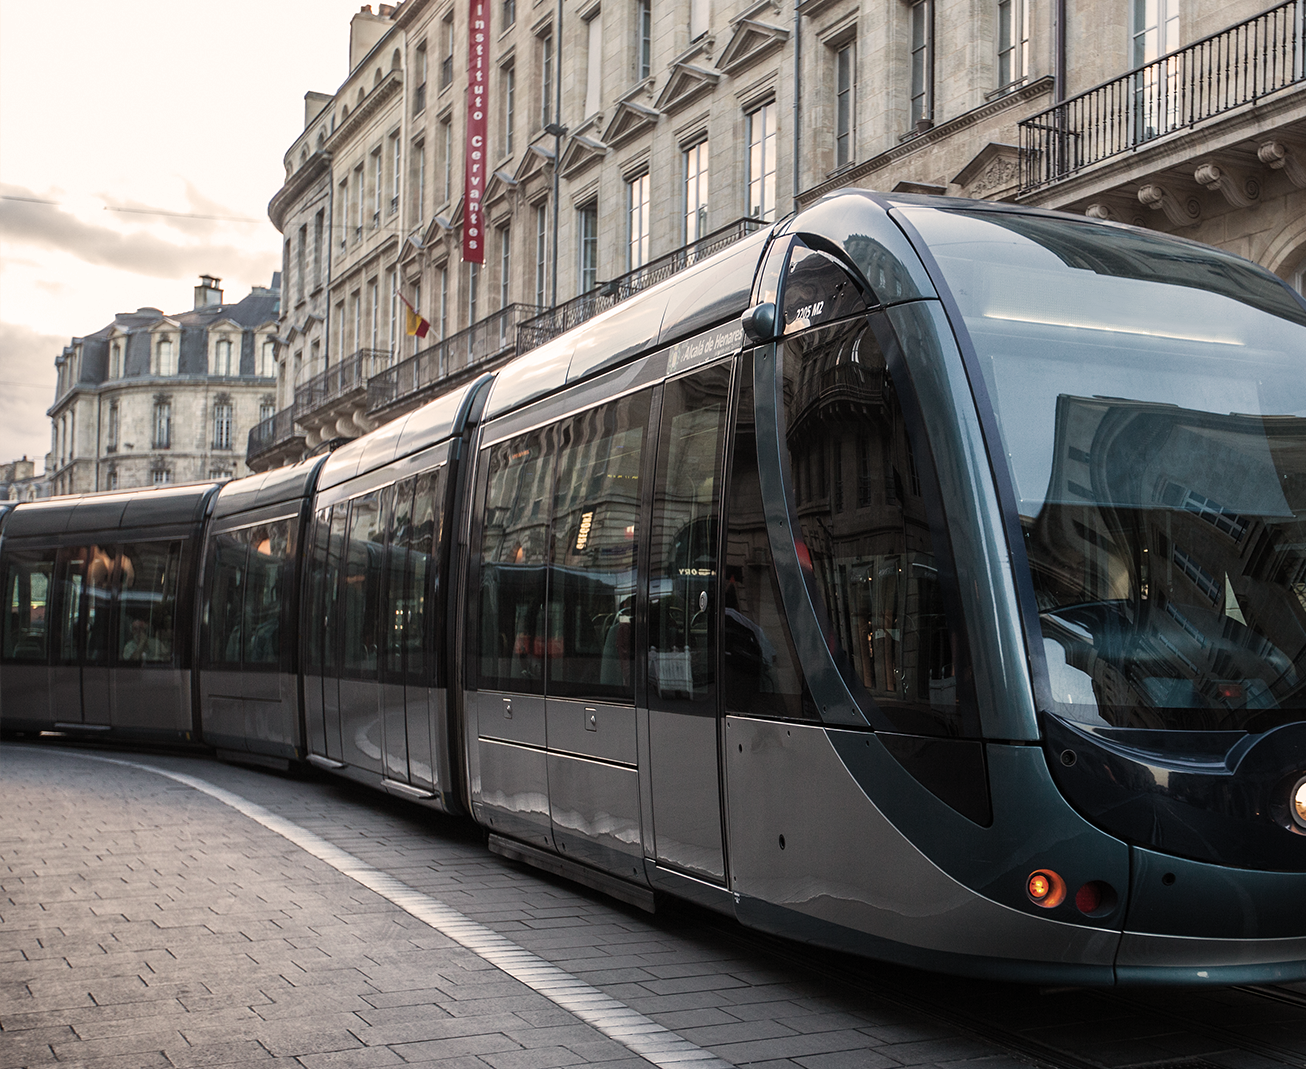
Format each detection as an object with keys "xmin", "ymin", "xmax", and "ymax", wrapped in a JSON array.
[
  {"xmin": 48, "ymin": 276, "xmax": 280, "ymax": 496},
  {"xmin": 250, "ymin": 0, "xmax": 1306, "ymax": 472},
  {"xmin": 0, "ymin": 458, "xmax": 49, "ymax": 503}
]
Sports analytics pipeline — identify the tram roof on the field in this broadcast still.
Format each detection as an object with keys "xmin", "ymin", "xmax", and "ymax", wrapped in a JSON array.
[
  {"xmin": 211, "ymin": 455, "xmax": 329, "ymax": 521},
  {"xmin": 3, "ymin": 482, "xmax": 219, "ymax": 538}
]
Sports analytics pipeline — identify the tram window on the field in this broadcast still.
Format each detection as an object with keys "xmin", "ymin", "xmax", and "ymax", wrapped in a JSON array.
[
  {"xmin": 85, "ymin": 546, "xmax": 115, "ymax": 665},
  {"xmin": 118, "ymin": 542, "xmax": 181, "ymax": 666},
  {"xmin": 206, "ymin": 530, "xmax": 247, "ymax": 667},
  {"xmin": 549, "ymin": 392, "xmax": 651, "ymax": 702},
  {"xmin": 342, "ymin": 492, "xmax": 385, "ymax": 676},
  {"xmin": 477, "ymin": 428, "xmax": 554, "ymax": 694},
  {"xmin": 649, "ymin": 365, "xmax": 730, "ymax": 705},
  {"xmin": 243, "ymin": 521, "xmax": 291, "ymax": 667},
  {"xmin": 2, "ymin": 548, "xmax": 54, "ymax": 662},
  {"xmin": 782, "ymin": 244, "xmax": 868, "ymax": 334},
  {"xmin": 407, "ymin": 467, "xmax": 442, "ymax": 683},
  {"xmin": 384, "ymin": 479, "xmax": 415, "ymax": 679},
  {"xmin": 323, "ymin": 505, "xmax": 349, "ymax": 676},
  {"xmin": 56, "ymin": 548, "xmax": 85, "ymax": 665},
  {"xmin": 303, "ymin": 507, "xmax": 331, "ymax": 674},
  {"xmin": 724, "ymin": 358, "xmax": 818, "ymax": 720},
  {"xmin": 781, "ymin": 317, "xmax": 967, "ymax": 735}
]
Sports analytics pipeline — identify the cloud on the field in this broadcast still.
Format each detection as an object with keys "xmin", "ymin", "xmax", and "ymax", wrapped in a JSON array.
[
  {"xmin": 0, "ymin": 321, "xmax": 61, "ymax": 466},
  {"xmin": 0, "ymin": 184, "xmax": 277, "ymax": 283}
]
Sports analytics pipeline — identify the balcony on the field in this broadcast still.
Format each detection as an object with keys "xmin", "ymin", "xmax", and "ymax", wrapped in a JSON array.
[
  {"xmin": 517, "ymin": 217, "xmax": 767, "ymax": 353},
  {"xmin": 1020, "ymin": 0, "xmax": 1306, "ymax": 194},
  {"xmin": 368, "ymin": 303, "xmax": 544, "ymax": 419},
  {"xmin": 295, "ymin": 347, "xmax": 393, "ymax": 447},
  {"xmin": 247, "ymin": 406, "xmax": 304, "ymax": 471}
]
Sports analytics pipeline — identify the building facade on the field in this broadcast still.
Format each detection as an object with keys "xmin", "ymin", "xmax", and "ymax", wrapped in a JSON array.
[
  {"xmin": 251, "ymin": 0, "xmax": 1306, "ymax": 471},
  {"xmin": 48, "ymin": 276, "xmax": 280, "ymax": 496}
]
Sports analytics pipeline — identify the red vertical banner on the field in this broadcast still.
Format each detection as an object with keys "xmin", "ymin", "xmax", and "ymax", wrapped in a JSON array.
[{"xmin": 463, "ymin": 0, "xmax": 488, "ymax": 263}]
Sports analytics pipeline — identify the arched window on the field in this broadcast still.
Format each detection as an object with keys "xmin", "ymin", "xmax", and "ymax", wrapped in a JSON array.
[
  {"xmin": 212, "ymin": 337, "xmax": 234, "ymax": 376},
  {"xmin": 109, "ymin": 342, "xmax": 121, "ymax": 379},
  {"xmin": 1292, "ymin": 253, "xmax": 1306, "ymax": 297},
  {"xmin": 156, "ymin": 337, "xmax": 176, "ymax": 376},
  {"xmin": 212, "ymin": 400, "xmax": 233, "ymax": 450}
]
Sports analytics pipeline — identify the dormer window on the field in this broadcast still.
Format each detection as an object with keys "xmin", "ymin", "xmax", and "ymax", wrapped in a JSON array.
[
  {"xmin": 155, "ymin": 336, "xmax": 177, "ymax": 376},
  {"xmin": 109, "ymin": 342, "xmax": 122, "ymax": 380},
  {"xmin": 212, "ymin": 337, "xmax": 234, "ymax": 376}
]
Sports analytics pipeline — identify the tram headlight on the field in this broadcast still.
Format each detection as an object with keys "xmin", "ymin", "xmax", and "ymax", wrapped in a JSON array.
[
  {"xmin": 1026, "ymin": 869, "xmax": 1066, "ymax": 908},
  {"xmin": 1293, "ymin": 776, "xmax": 1306, "ymax": 830}
]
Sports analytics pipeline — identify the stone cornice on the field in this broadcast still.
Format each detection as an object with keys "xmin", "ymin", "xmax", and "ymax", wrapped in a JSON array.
[
  {"xmin": 269, "ymin": 150, "xmax": 333, "ymax": 232},
  {"xmin": 797, "ymin": 75, "xmax": 1054, "ymax": 207},
  {"xmin": 326, "ymin": 70, "xmax": 403, "ymax": 154}
]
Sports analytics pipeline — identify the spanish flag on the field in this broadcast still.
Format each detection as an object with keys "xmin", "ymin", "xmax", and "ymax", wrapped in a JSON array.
[{"xmin": 398, "ymin": 293, "xmax": 432, "ymax": 339}]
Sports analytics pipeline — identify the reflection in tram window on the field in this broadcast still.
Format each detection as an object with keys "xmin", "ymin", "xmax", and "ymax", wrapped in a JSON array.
[
  {"xmin": 724, "ymin": 358, "xmax": 817, "ymax": 720},
  {"xmin": 781, "ymin": 317, "xmax": 968, "ymax": 735},
  {"xmin": 478, "ymin": 428, "xmax": 554, "ymax": 693},
  {"xmin": 406, "ymin": 468, "xmax": 441, "ymax": 682},
  {"xmin": 649, "ymin": 365, "xmax": 729, "ymax": 705},
  {"xmin": 117, "ymin": 542, "xmax": 180, "ymax": 665},
  {"xmin": 549, "ymin": 392, "xmax": 650, "ymax": 702},
  {"xmin": 243, "ymin": 521, "xmax": 291, "ymax": 666},
  {"xmin": 385, "ymin": 479, "xmax": 415, "ymax": 679},
  {"xmin": 206, "ymin": 530, "xmax": 247, "ymax": 666},
  {"xmin": 85, "ymin": 545, "xmax": 115, "ymax": 665},
  {"xmin": 57, "ymin": 549, "xmax": 86, "ymax": 664},
  {"xmin": 343, "ymin": 492, "xmax": 385, "ymax": 675},
  {"xmin": 911, "ymin": 207, "xmax": 1306, "ymax": 732},
  {"xmin": 2, "ymin": 548, "xmax": 54, "ymax": 662},
  {"xmin": 303, "ymin": 507, "xmax": 332, "ymax": 676}
]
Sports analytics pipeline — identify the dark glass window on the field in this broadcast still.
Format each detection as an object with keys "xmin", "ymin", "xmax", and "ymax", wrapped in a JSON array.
[
  {"xmin": 649, "ymin": 365, "xmax": 730, "ymax": 706},
  {"xmin": 323, "ymin": 506, "xmax": 349, "ymax": 675},
  {"xmin": 548, "ymin": 392, "xmax": 651, "ymax": 702},
  {"xmin": 117, "ymin": 542, "xmax": 181, "ymax": 666},
  {"xmin": 407, "ymin": 468, "xmax": 442, "ymax": 683},
  {"xmin": 243, "ymin": 521, "xmax": 292, "ymax": 667},
  {"xmin": 303, "ymin": 507, "xmax": 331, "ymax": 674},
  {"xmin": 206, "ymin": 531, "xmax": 246, "ymax": 667},
  {"xmin": 343, "ymin": 493, "xmax": 385, "ymax": 676},
  {"xmin": 781, "ymin": 317, "xmax": 967, "ymax": 735},
  {"xmin": 2, "ymin": 548, "xmax": 54, "ymax": 662},
  {"xmin": 56, "ymin": 548, "xmax": 85, "ymax": 665},
  {"xmin": 385, "ymin": 479, "xmax": 415, "ymax": 680},
  {"xmin": 724, "ymin": 356, "xmax": 816, "ymax": 720},
  {"xmin": 478, "ymin": 428, "xmax": 555, "ymax": 693}
]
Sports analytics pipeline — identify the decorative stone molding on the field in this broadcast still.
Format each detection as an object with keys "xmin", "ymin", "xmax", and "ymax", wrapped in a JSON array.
[
  {"xmin": 560, "ymin": 134, "xmax": 609, "ymax": 179},
  {"xmin": 715, "ymin": 14, "xmax": 789, "ymax": 76},
  {"xmin": 601, "ymin": 98, "xmax": 661, "ymax": 148},
  {"xmin": 1258, "ymin": 140, "xmax": 1306, "ymax": 188},
  {"xmin": 953, "ymin": 143, "xmax": 1021, "ymax": 200},
  {"xmin": 1084, "ymin": 203, "xmax": 1117, "ymax": 220},
  {"xmin": 655, "ymin": 61, "xmax": 721, "ymax": 114},
  {"xmin": 1193, "ymin": 162, "xmax": 1260, "ymax": 207},
  {"xmin": 1138, "ymin": 184, "xmax": 1201, "ymax": 227}
]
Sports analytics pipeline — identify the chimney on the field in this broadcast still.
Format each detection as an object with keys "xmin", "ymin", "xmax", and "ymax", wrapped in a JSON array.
[
  {"xmin": 304, "ymin": 91, "xmax": 334, "ymax": 129},
  {"xmin": 349, "ymin": 4, "xmax": 393, "ymax": 73},
  {"xmin": 194, "ymin": 275, "xmax": 223, "ymax": 309}
]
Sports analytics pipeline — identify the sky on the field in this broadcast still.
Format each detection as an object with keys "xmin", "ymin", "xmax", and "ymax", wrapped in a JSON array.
[{"xmin": 0, "ymin": 0, "xmax": 376, "ymax": 471}]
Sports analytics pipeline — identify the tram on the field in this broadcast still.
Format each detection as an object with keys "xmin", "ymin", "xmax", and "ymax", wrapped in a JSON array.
[{"xmin": 4, "ymin": 191, "xmax": 1306, "ymax": 985}]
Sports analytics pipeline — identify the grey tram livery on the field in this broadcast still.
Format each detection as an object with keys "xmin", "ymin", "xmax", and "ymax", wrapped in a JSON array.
[{"xmin": 4, "ymin": 192, "xmax": 1305, "ymax": 984}]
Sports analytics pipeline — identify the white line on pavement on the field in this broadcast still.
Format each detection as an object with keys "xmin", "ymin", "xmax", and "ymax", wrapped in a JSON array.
[{"xmin": 56, "ymin": 751, "xmax": 735, "ymax": 1069}]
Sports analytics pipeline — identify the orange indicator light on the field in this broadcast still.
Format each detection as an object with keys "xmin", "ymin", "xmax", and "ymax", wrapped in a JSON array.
[{"xmin": 1026, "ymin": 869, "xmax": 1066, "ymax": 908}]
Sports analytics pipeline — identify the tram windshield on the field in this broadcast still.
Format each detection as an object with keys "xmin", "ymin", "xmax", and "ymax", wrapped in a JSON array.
[{"xmin": 902, "ymin": 206, "xmax": 1306, "ymax": 732}]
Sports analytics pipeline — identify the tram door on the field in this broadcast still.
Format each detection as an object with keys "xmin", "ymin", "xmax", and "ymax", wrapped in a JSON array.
[
  {"xmin": 645, "ymin": 363, "xmax": 731, "ymax": 883},
  {"xmin": 51, "ymin": 546, "xmax": 113, "ymax": 727}
]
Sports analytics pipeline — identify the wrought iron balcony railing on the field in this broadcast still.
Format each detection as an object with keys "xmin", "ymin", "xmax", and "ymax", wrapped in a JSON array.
[
  {"xmin": 293, "ymin": 348, "xmax": 392, "ymax": 422},
  {"xmin": 516, "ymin": 217, "xmax": 767, "ymax": 353},
  {"xmin": 247, "ymin": 404, "xmax": 301, "ymax": 462},
  {"xmin": 368, "ymin": 303, "xmax": 544, "ymax": 413},
  {"xmin": 1019, "ymin": 0, "xmax": 1306, "ymax": 193}
]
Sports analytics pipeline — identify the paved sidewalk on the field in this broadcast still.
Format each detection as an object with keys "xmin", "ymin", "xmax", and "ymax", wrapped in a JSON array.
[{"xmin": 0, "ymin": 743, "xmax": 1026, "ymax": 1069}]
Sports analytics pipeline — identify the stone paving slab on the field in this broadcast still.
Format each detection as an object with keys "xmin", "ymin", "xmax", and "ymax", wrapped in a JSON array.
[{"xmin": 3, "ymin": 742, "xmax": 1305, "ymax": 1069}]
